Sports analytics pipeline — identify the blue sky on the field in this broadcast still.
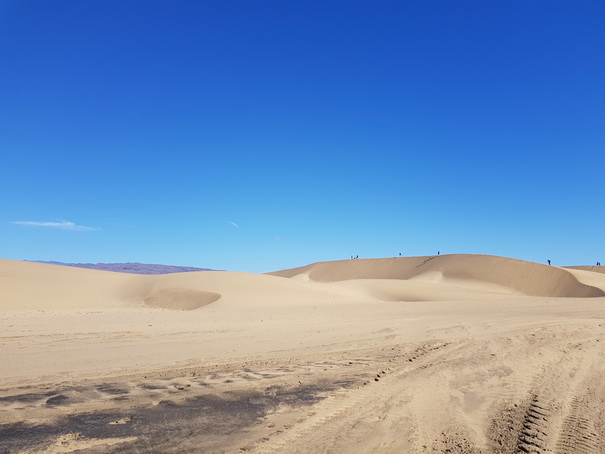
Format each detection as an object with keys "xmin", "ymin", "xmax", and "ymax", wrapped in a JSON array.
[{"xmin": 1, "ymin": 1, "xmax": 604, "ymax": 272}]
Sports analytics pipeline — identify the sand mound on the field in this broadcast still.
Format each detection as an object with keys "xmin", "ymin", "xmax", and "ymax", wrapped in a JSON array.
[
  {"xmin": 143, "ymin": 288, "xmax": 221, "ymax": 310},
  {"xmin": 270, "ymin": 254, "xmax": 605, "ymax": 298}
]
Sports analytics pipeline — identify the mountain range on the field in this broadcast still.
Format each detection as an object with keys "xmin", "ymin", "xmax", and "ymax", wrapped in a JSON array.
[{"xmin": 35, "ymin": 261, "xmax": 215, "ymax": 274}]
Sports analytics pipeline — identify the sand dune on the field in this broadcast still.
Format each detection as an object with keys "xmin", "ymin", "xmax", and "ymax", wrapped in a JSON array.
[
  {"xmin": 270, "ymin": 254, "xmax": 605, "ymax": 297},
  {"xmin": 3, "ymin": 255, "xmax": 605, "ymax": 453},
  {"xmin": 2, "ymin": 255, "xmax": 604, "ymax": 313},
  {"xmin": 3, "ymin": 254, "xmax": 603, "ymax": 315}
]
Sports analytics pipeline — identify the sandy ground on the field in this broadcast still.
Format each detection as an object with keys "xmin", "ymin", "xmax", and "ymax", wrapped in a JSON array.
[{"xmin": 1, "ymin": 255, "xmax": 605, "ymax": 453}]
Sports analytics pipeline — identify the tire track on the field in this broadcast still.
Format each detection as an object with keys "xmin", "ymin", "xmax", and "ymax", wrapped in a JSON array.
[
  {"xmin": 555, "ymin": 366, "xmax": 605, "ymax": 454},
  {"xmin": 555, "ymin": 396, "xmax": 600, "ymax": 454},
  {"xmin": 487, "ymin": 337, "xmax": 605, "ymax": 454},
  {"xmin": 516, "ymin": 395, "xmax": 550, "ymax": 453}
]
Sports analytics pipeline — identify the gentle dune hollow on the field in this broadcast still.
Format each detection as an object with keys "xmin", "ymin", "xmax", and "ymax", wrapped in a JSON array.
[
  {"xmin": 143, "ymin": 288, "xmax": 221, "ymax": 310},
  {"xmin": 2, "ymin": 254, "xmax": 605, "ymax": 453}
]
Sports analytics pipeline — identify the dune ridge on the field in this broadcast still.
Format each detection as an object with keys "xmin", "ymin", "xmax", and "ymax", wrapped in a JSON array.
[{"xmin": 270, "ymin": 254, "xmax": 605, "ymax": 298}]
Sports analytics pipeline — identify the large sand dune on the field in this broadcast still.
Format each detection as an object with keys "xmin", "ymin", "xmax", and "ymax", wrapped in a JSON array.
[
  {"xmin": 271, "ymin": 254, "xmax": 605, "ymax": 297},
  {"xmin": 2, "ymin": 255, "xmax": 605, "ymax": 453}
]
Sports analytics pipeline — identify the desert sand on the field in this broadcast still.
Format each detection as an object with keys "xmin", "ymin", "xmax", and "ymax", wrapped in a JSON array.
[{"xmin": 1, "ymin": 254, "xmax": 605, "ymax": 453}]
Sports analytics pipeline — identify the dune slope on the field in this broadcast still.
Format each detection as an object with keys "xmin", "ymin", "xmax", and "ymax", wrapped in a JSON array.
[{"xmin": 0, "ymin": 259, "xmax": 148, "ymax": 311}]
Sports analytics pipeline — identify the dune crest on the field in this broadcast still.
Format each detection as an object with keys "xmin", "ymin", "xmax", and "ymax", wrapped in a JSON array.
[{"xmin": 271, "ymin": 254, "xmax": 605, "ymax": 298}]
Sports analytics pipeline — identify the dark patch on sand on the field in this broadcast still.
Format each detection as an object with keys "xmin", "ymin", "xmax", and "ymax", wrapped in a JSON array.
[
  {"xmin": 137, "ymin": 383, "xmax": 167, "ymax": 390},
  {"xmin": 0, "ymin": 391, "xmax": 56, "ymax": 404},
  {"xmin": 0, "ymin": 383, "xmax": 336, "ymax": 453}
]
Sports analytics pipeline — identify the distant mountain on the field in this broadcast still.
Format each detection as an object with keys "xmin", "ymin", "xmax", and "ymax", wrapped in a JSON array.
[{"xmin": 36, "ymin": 261, "xmax": 216, "ymax": 275}]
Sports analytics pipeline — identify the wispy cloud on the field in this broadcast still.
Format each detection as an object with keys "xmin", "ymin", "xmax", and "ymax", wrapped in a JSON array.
[
  {"xmin": 227, "ymin": 220, "xmax": 239, "ymax": 228},
  {"xmin": 12, "ymin": 221, "xmax": 97, "ymax": 231}
]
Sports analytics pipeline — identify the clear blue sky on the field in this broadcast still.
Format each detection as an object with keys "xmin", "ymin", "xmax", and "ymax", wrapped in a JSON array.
[{"xmin": 1, "ymin": 1, "xmax": 603, "ymax": 272}]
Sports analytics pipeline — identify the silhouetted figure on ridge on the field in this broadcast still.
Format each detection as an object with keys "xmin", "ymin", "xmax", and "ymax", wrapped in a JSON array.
[{"xmin": 548, "ymin": 259, "xmax": 551, "ymax": 265}]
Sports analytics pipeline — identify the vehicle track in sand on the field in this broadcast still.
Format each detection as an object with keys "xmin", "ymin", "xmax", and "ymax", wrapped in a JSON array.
[
  {"xmin": 554, "ymin": 367, "xmax": 605, "ymax": 454},
  {"xmin": 488, "ymin": 334, "xmax": 605, "ymax": 454},
  {"xmin": 251, "ymin": 340, "xmax": 467, "ymax": 454}
]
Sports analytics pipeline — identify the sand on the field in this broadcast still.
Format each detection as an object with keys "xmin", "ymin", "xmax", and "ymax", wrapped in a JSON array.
[{"xmin": 1, "ymin": 255, "xmax": 605, "ymax": 453}]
